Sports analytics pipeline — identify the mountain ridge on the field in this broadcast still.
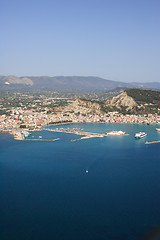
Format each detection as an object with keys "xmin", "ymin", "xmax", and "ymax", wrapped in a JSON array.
[{"xmin": 0, "ymin": 75, "xmax": 160, "ymax": 90}]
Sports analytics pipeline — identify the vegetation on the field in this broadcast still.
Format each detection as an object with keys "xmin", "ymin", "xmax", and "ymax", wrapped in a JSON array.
[
  {"xmin": 20, "ymin": 125, "xmax": 26, "ymax": 128},
  {"xmin": 126, "ymin": 89, "xmax": 160, "ymax": 104},
  {"xmin": 125, "ymin": 89, "xmax": 160, "ymax": 114}
]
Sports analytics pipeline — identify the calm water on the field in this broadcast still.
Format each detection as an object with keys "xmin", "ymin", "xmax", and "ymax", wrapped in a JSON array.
[{"xmin": 0, "ymin": 123, "xmax": 160, "ymax": 240}]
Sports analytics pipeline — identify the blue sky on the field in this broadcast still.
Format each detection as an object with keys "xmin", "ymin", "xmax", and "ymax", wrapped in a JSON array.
[{"xmin": 0, "ymin": 0, "xmax": 160, "ymax": 82}]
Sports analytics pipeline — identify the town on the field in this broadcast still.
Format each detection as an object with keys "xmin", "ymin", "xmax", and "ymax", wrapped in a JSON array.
[{"xmin": 0, "ymin": 91, "xmax": 160, "ymax": 135}]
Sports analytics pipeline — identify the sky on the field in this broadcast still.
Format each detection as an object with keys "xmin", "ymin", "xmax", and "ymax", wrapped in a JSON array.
[{"xmin": 0, "ymin": 0, "xmax": 160, "ymax": 82}]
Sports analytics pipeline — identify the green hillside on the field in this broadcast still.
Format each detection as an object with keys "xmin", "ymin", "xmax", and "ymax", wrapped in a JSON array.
[
  {"xmin": 126, "ymin": 89, "xmax": 160, "ymax": 114},
  {"xmin": 126, "ymin": 89, "xmax": 160, "ymax": 104}
]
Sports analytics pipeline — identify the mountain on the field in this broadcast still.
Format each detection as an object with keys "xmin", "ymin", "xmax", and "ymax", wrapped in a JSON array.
[{"xmin": 0, "ymin": 75, "xmax": 160, "ymax": 90}]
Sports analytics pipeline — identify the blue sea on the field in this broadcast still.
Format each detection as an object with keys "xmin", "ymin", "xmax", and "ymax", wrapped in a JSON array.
[{"xmin": 0, "ymin": 123, "xmax": 160, "ymax": 240}]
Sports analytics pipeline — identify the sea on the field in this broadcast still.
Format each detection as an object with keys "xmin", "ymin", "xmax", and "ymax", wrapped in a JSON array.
[{"xmin": 0, "ymin": 123, "xmax": 160, "ymax": 240}]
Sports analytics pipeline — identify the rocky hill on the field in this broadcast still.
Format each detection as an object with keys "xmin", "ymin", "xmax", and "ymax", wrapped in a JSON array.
[
  {"xmin": 103, "ymin": 89, "xmax": 160, "ymax": 114},
  {"xmin": 105, "ymin": 92, "xmax": 137, "ymax": 111},
  {"xmin": 55, "ymin": 98, "xmax": 102, "ymax": 115}
]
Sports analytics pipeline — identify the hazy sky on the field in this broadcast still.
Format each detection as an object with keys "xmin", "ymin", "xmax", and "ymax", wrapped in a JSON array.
[{"xmin": 1, "ymin": 0, "xmax": 160, "ymax": 82}]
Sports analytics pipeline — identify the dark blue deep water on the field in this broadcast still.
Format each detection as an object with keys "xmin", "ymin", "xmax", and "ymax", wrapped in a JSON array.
[{"xmin": 0, "ymin": 123, "xmax": 160, "ymax": 240}]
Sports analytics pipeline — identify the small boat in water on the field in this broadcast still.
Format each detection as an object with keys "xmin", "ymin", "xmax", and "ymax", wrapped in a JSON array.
[
  {"xmin": 135, "ymin": 132, "xmax": 147, "ymax": 139},
  {"xmin": 156, "ymin": 128, "xmax": 160, "ymax": 132}
]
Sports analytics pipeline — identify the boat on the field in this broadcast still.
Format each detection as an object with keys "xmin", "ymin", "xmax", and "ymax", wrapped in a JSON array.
[
  {"xmin": 156, "ymin": 128, "xmax": 160, "ymax": 132},
  {"xmin": 106, "ymin": 130, "xmax": 125, "ymax": 136},
  {"xmin": 21, "ymin": 130, "xmax": 30, "ymax": 138},
  {"xmin": 135, "ymin": 132, "xmax": 147, "ymax": 139}
]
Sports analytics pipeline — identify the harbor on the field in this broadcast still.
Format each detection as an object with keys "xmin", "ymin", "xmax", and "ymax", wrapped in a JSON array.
[{"xmin": 1, "ymin": 125, "xmax": 160, "ymax": 144}]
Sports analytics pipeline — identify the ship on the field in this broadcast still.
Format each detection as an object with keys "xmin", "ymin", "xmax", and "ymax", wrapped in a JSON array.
[
  {"xmin": 135, "ymin": 132, "xmax": 147, "ymax": 139},
  {"xmin": 21, "ymin": 130, "xmax": 30, "ymax": 138},
  {"xmin": 156, "ymin": 128, "xmax": 160, "ymax": 132},
  {"xmin": 106, "ymin": 130, "xmax": 125, "ymax": 136}
]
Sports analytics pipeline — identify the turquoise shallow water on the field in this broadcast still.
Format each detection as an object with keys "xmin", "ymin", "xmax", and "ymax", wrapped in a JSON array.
[{"xmin": 0, "ymin": 123, "xmax": 160, "ymax": 240}]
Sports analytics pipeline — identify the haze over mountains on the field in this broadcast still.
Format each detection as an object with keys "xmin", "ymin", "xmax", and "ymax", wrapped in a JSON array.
[{"xmin": 0, "ymin": 75, "xmax": 160, "ymax": 90}]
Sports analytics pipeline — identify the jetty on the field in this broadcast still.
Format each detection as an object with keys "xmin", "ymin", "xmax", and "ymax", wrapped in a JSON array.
[{"xmin": 145, "ymin": 140, "xmax": 160, "ymax": 145}]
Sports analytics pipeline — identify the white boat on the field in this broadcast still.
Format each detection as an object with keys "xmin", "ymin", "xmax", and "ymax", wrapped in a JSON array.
[
  {"xmin": 156, "ymin": 128, "xmax": 160, "ymax": 132},
  {"xmin": 135, "ymin": 132, "xmax": 147, "ymax": 139},
  {"xmin": 21, "ymin": 130, "xmax": 30, "ymax": 138},
  {"xmin": 106, "ymin": 130, "xmax": 125, "ymax": 136}
]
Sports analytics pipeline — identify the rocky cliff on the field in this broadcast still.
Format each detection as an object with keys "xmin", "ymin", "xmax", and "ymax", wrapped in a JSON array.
[{"xmin": 105, "ymin": 91, "xmax": 137, "ymax": 110}]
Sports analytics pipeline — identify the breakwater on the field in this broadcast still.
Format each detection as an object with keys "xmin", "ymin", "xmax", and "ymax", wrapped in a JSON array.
[
  {"xmin": 45, "ymin": 127, "xmax": 129, "ymax": 141},
  {"xmin": 24, "ymin": 138, "xmax": 60, "ymax": 142}
]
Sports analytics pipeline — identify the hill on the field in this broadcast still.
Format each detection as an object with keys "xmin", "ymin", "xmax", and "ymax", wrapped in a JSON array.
[
  {"xmin": 55, "ymin": 89, "xmax": 160, "ymax": 115},
  {"xmin": 104, "ymin": 89, "xmax": 160, "ymax": 114},
  {"xmin": 126, "ymin": 89, "xmax": 160, "ymax": 104}
]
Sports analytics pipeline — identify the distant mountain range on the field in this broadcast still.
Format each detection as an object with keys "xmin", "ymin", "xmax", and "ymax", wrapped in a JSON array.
[{"xmin": 0, "ymin": 75, "xmax": 160, "ymax": 90}]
